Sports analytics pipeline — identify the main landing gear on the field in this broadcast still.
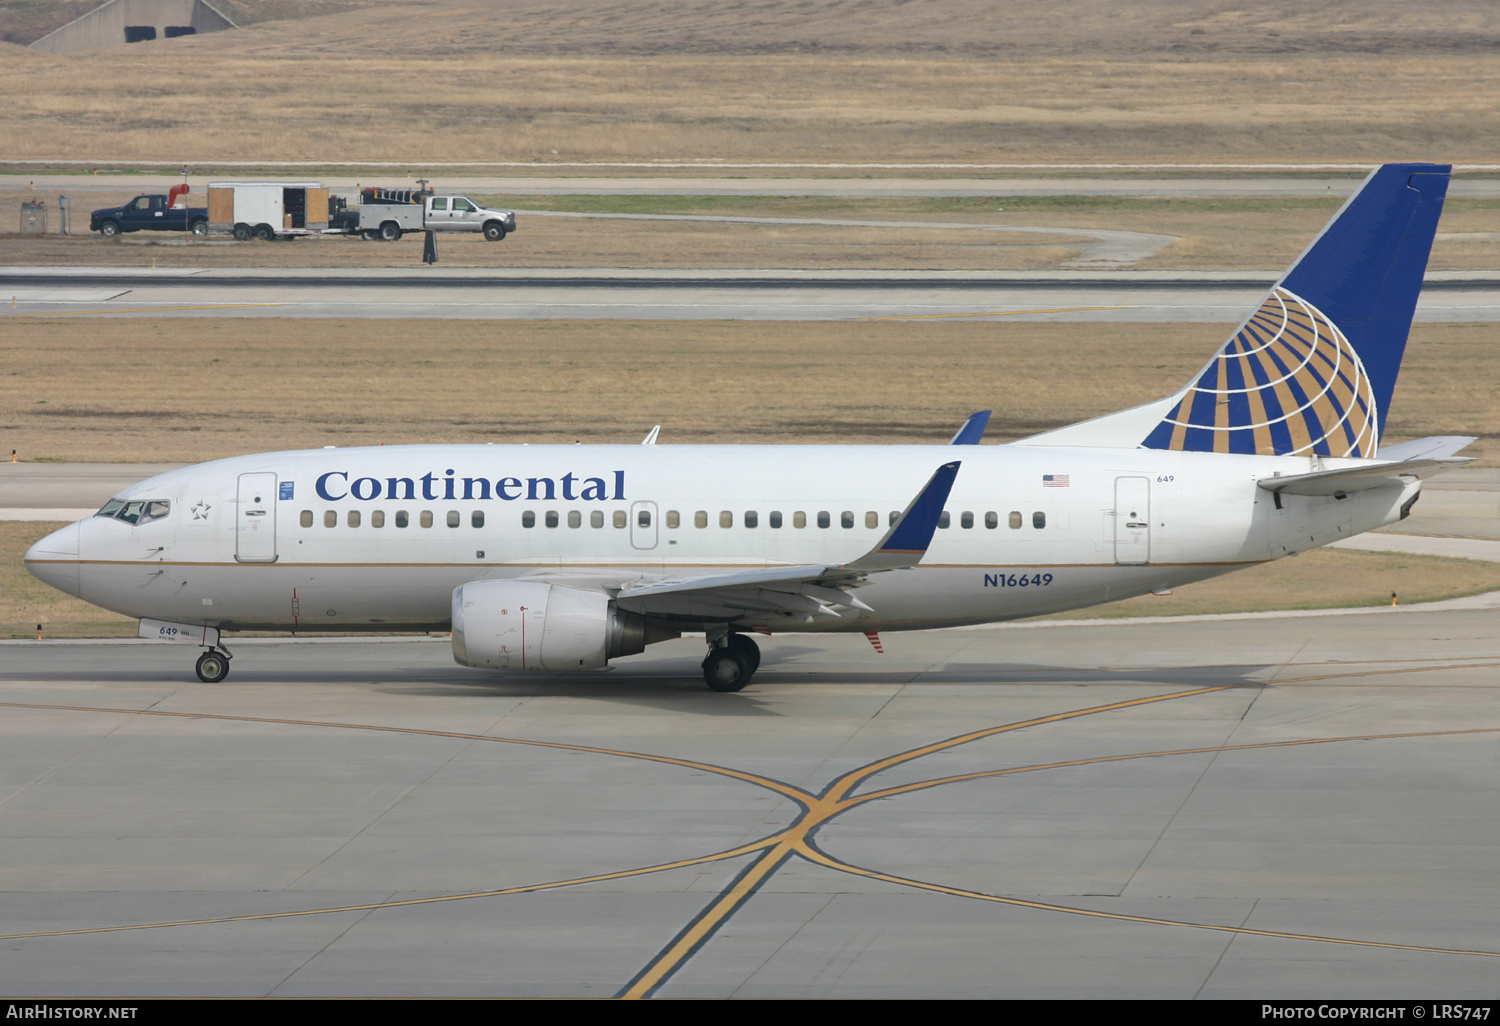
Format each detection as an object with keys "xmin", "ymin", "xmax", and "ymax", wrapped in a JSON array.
[
  {"xmin": 195, "ymin": 645, "xmax": 233, "ymax": 683},
  {"xmin": 702, "ymin": 633, "xmax": 760, "ymax": 693}
]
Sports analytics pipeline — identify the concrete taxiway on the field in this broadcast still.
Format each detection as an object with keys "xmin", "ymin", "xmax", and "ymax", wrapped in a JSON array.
[
  {"xmin": 14, "ymin": 172, "xmax": 1500, "ymax": 198},
  {"xmin": 4, "ymin": 268, "xmax": 1500, "ymax": 322},
  {"xmin": 2, "ymin": 610, "xmax": 1498, "ymax": 998}
]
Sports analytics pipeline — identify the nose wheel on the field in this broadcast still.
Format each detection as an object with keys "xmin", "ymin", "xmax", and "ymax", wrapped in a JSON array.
[
  {"xmin": 195, "ymin": 648, "xmax": 231, "ymax": 683},
  {"xmin": 702, "ymin": 634, "xmax": 761, "ymax": 692}
]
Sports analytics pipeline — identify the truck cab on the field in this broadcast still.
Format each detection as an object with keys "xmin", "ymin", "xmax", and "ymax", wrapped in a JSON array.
[{"xmin": 426, "ymin": 195, "xmax": 516, "ymax": 239}]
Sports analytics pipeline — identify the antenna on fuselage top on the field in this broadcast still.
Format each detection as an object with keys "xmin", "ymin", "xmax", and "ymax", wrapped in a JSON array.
[{"xmin": 641, "ymin": 425, "xmax": 661, "ymax": 446}]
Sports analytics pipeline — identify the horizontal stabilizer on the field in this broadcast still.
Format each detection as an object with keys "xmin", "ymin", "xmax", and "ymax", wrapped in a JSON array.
[
  {"xmin": 1376, "ymin": 435, "xmax": 1477, "ymax": 462},
  {"xmin": 1258, "ymin": 457, "xmax": 1471, "ymax": 497}
]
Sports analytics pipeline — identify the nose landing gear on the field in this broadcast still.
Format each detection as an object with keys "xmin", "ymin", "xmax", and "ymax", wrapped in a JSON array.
[
  {"xmin": 701, "ymin": 633, "xmax": 761, "ymax": 692},
  {"xmin": 195, "ymin": 646, "xmax": 232, "ymax": 683}
]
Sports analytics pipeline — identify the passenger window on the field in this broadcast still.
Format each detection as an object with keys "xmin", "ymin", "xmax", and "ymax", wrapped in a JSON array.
[
  {"xmin": 638, "ymin": 509, "xmax": 651, "ymax": 527},
  {"xmin": 348, "ymin": 510, "xmax": 361, "ymax": 528},
  {"xmin": 720, "ymin": 511, "xmax": 733, "ymax": 528},
  {"xmin": 568, "ymin": 510, "xmax": 581, "ymax": 528},
  {"xmin": 324, "ymin": 511, "xmax": 337, "ymax": 528},
  {"xmin": 938, "ymin": 512, "xmax": 950, "ymax": 529},
  {"xmin": 545, "ymin": 511, "xmax": 559, "ymax": 528},
  {"xmin": 447, "ymin": 510, "xmax": 460, "ymax": 528},
  {"xmin": 431, "ymin": 197, "xmax": 448, "ymax": 210},
  {"xmin": 591, "ymin": 510, "xmax": 604, "ymax": 528},
  {"xmin": 613, "ymin": 510, "xmax": 627, "ymax": 528},
  {"xmin": 420, "ymin": 511, "xmax": 434, "ymax": 528},
  {"xmin": 396, "ymin": 510, "xmax": 410, "ymax": 528},
  {"xmin": 666, "ymin": 510, "xmax": 680, "ymax": 528},
  {"xmin": 454, "ymin": 198, "xmax": 473, "ymax": 212},
  {"xmin": 745, "ymin": 511, "xmax": 758, "ymax": 528},
  {"xmin": 817, "ymin": 511, "xmax": 830, "ymax": 528},
  {"xmin": 300, "ymin": 510, "xmax": 313, "ymax": 528},
  {"xmin": 865, "ymin": 511, "xmax": 878, "ymax": 529},
  {"xmin": 794, "ymin": 511, "xmax": 807, "ymax": 528},
  {"xmin": 694, "ymin": 510, "xmax": 708, "ymax": 528},
  {"xmin": 961, "ymin": 511, "xmax": 973, "ymax": 529},
  {"xmin": 471, "ymin": 511, "xmax": 484, "ymax": 528},
  {"xmin": 769, "ymin": 511, "xmax": 782, "ymax": 529},
  {"xmin": 985, "ymin": 511, "xmax": 998, "ymax": 529},
  {"xmin": 889, "ymin": 511, "xmax": 900, "ymax": 526},
  {"xmin": 522, "ymin": 511, "xmax": 535, "ymax": 528},
  {"xmin": 1033, "ymin": 511, "xmax": 1047, "ymax": 529},
  {"xmin": 372, "ymin": 510, "xmax": 385, "ymax": 528},
  {"xmin": 840, "ymin": 511, "xmax": 854, "ymax": 529},
  {"xmin": 1009, "ymin": 511, "xmax": 1022, "ymax": 529}
]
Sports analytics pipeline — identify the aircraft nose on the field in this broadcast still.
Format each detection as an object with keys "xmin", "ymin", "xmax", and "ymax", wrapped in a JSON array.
[{"xmin": 25, "ymin": 521, "xmax": 82, "ymax": 598}]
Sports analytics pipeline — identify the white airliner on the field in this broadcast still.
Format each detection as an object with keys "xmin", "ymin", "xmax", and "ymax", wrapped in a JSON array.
[{"xmin": 26, "ymin": 163, "xmax": 1473, "ymax": 691}]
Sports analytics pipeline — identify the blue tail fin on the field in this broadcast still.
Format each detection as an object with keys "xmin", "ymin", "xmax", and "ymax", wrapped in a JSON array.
[{"xmin": 1141, "ymin": 163, "xmax": 1450, "ymax": 457}]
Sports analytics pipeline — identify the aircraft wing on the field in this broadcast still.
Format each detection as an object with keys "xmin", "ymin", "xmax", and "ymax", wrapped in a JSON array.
[
  {"xmin": 1257, "ymin": 457, "xmax": 1472, "ymax": 498},
  {"xmin": 614, "ymin": 461, "xmax": 960, "ymax": 622}
]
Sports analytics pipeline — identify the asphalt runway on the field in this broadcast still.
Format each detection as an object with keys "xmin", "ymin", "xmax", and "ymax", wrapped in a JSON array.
[
  {"xmin": 4, "ymin": 268, "xmax": 1500, "ymax": 322},
  {"xmin": 3, "ymin": 608, "xmax": 1498, "ymax": 998}
]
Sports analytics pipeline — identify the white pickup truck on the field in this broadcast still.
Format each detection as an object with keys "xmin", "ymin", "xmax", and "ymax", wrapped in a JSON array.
[{"xmin": 350, "ymin": 188, "xmax": 517, "ymax": 242}]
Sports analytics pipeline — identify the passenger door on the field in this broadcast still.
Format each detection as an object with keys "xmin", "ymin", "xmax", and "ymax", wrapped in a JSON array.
[
  {"xmin": 235, "ymin": 473, "xmax": 278, "ymax": 563},
  {"xmin": 448, "ymin": 196, "xmax": 480, "ymax": 231}
]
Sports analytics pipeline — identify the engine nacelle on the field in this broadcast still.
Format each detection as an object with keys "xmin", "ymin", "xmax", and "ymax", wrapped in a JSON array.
[{"xmin": 451, "ymin": 580, "xmax": 675, "ymax": 671}]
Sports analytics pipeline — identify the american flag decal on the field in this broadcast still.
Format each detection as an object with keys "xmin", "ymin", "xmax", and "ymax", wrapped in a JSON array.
[{"xmin": 1042, "ymin": 474, "xmax": 1070, "ymax": 487}]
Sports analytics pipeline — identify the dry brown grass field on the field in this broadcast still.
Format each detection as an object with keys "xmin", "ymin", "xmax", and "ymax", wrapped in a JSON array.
[
  {"xmin": 0, "ymin": 1, "xmax": 1496, "ymax": 165},
  {"xmin": 2, "ymin": 317, "xmax": 1493, "ymax": 465},
  {"xmin": 5, "ymin": 519, "xmax": 1497, "ymax": 639},
  {"xmin": 3, "ymin": 191, "xmax": 1500, "ymax": 271}
]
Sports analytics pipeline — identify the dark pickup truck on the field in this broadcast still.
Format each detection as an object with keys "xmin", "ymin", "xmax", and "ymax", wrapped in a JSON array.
[{"xmin": 91, "ymin": 195, "xmax": 209, "ymax": 237}]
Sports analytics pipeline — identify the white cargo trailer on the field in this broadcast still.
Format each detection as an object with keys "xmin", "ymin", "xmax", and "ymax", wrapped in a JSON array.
[
  {"xmin": 207, "ymin": 181, "xmax": 516, "ymax": 242},
  {"xmin": 207, "ymin": 181, "xmax": 329, "ymax": 240}
]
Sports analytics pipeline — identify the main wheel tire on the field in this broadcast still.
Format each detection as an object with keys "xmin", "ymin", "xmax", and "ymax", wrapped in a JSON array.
[
  {"xmin": 254, "ymin": 224, "xmax": 275, "ymax": 242},
  {"xmin": 190, "ymin": 219, "xmax": 208, "ymax": 237},
  {"xmin": 98, "ymin": 220, "xmax": 120, "ymax": 237},
  {"xmin": 232, "ymin": 224, "xmax": 251, "ymax": 241},
  {"xmin": 726, "ymin": 634, "xmax": 761, "ymax": 675},
  {"xmin": 702, "ymin": 647, "xmax": 751, "ymax": 693},
  {"xmin": 195, "ymin": 650, "xmax": 229, "ymax": 683},
  {"xmin": 379, "ymin": 221, "xmax": 402, "ymax": 242},
  {"xmin": 483, "ymin": 221, "xmax": 506, "ymax": 241}
]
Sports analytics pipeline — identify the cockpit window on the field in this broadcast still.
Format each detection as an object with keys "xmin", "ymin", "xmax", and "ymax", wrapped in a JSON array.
[{"xmin": 96, "ymin": 499, "xmax": 170, "ymax": 524}]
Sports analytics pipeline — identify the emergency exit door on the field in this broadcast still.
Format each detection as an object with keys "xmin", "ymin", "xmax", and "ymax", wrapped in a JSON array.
[
  {"xmin": 630, "ymin": 501, "xmax": 658, "ymax": 550},
  {"xmin": 236, "ymin": 473, "xmax": 278, "ymax": 563},
  {"xmin": 1113, "ymin": 476, "xmax": 1151, "ymax": 565}
]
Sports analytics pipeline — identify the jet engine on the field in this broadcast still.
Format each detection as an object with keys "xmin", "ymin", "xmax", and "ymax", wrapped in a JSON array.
[{"xmin": 451, "ymin": 580, "xmax": 676, "ymax": 671}]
